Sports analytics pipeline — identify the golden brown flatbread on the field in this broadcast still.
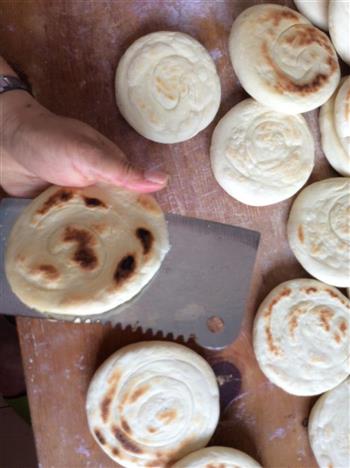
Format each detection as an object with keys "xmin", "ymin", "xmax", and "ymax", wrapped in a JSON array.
[{"xmin": 5, "ymin": 185, "xmax": 169, "ymax": 316}]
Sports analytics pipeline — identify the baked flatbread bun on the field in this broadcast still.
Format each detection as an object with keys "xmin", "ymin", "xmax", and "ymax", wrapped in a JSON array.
[
  {"xmin": 210, "ymin": 98, "xmax": 314, "ymax": 206},
  {"xmin": 172, "ymin": 446, "xmax": 262, "ymax": 467},
  {"xmin": 86, "ymin": 341, "xmax": 219, "ymax": 467},
  {"xmin": 294, "ymin": 0, "xmax": 328, "ymax": 30},
  {"xmin": 309, "ymin": 378, "xmax": 350, "ymax": 468},
  {"xmin": 287, "ymin": 178, "xmax": 350, "ymax": 287},
  {"xmin": 334, "ymin": 77, "xmax": 350, "ymax": 156},
  {"xmin": 320, "ymin": 77, "xmax": 350, "ymax": 176},
  {"xmin": 229, "ymin": 4, "xmax": 340, "ymax": 114},
  {"xmin": 115, "ymin": 31, "xmax": 221, "ymax": 144},
  {"xmin": 5, "ymin": 185, "xmax": 169, "ymax": 316},
  {"xmin": 329, "ymin": 0, "xmax": 350, "ymax": 65},
  {"xmin": 253, "ymin": 279, "xmax": 350, "ymax": 396}
]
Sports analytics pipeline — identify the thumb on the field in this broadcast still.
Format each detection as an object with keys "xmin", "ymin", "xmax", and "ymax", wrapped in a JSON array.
[
  {"xmin": 113, "ymin": 162, "xmax": 169, "ymax": 193},
  {"xmin": 81, "ymin": 143, "xmax": 168, "ymax": 193}
]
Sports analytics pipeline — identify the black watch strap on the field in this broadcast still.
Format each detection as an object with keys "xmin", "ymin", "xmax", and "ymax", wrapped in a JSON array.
[{"xmin": 0, "ymin": 75, "xmax": 32, "ymax": 95}]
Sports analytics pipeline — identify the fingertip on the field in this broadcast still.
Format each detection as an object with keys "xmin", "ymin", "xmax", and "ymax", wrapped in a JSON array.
[
  {"xmin": 90, "ymin": 158, "xmax": 169, "ymax": 193},
  {"xmin": 120, "ymin": 169, "xmax": 169, "ymax": 193},
  {"xmin": 143, "ymin": 170, "xmax": 169, "ymax": 186},
  {"xmin": 122, "ymin": 179, "xmax": 168, "ymax": 193}
]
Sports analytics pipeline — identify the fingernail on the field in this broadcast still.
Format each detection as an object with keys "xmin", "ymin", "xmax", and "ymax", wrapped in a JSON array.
[{"xmin": 144, "ymin": 169, "xmax": 169, "ymax": 185}]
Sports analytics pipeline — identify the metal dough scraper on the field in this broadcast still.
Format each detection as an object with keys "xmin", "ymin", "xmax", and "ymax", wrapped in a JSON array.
[{"xmin": 0, "ymin": 198, "xmax": 259, "ymax": 349}]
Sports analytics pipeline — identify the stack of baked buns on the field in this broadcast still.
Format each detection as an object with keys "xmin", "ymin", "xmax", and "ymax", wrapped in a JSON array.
[{"xmin": 5, "ymin": 1, "xmax": 349, "ymax": 467}]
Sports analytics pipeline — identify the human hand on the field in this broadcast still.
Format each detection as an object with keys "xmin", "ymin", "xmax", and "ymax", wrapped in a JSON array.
[{"xmin": 1, "ymin": 91, "xmax": 168, "ymax": 197}]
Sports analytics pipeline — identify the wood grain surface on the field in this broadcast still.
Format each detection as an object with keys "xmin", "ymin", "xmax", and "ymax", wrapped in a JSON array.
[{"xmin": 0, "ymin": 1, "xmax": 347, "ymax": 467}]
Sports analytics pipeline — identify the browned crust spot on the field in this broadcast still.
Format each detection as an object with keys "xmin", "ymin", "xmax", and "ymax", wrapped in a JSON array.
[
  {"xmin": 265, "ymin": 325, "xmax": 281, "ymax": 355},
  {"xmin": 145, "ymin": 460, "xmax": 167, "ymax": 468},
  {"xmin": 137, "ymin": 194, "xmax": 160, "ymax": 214},
  {"xmin": 145, "ymin": 450, "xmax": 177, "ymax": 467},
  {"xmin": 326, "ymin": 288, "xmax": 338, "ymax": 298},
  {"xmin": 345, "ymin": 88, "xmax": 350, "ymax": 120},
  {"xmin": 108, "ymin": 369, "xmax": 121, "ymax": 386},
  {"xmin": 148, "ymin": 426, "xmax": 157, "ymax": 433},
  {"xmin": 130, "ymin": 384, "xmax": 150, "ymax": 403},
  {"xmin": 339, "ymin": 321, "xmax": 348, "ymax": 335},
  {"xmin": 298, "ymin": 225, "xmax": 304, "ymax": 243},
  {"xmin": 289, "ymin": 307, "xmax": 305, "ymax": 336},
  {"xmin": 207, "ymin": 464, "xmax": 226, "ymax": 468},
  {"xmin": 112, "ymin": 426, "xmax": 142, "ymax": 454},
  {"xmin": 101, "ymin": 396, "xmax": 112, "ymax": 423},
  {"xmin": 261, "ymin": 40, "xmax": 337, "ymax": 96},
  {"xmin": 119, "ymin": 392, "xmax": 128, "ymax": 412},
  {"xmin": 264, "ymin": 308, "xmax": 272, "ymax": 319},
  {"xmin": 289, "ymin": 317, "xmax": 298, "ymax": 336},
  {"xmin": 63, "ymin": 226, "xmax": 97, "ymax": 270},
  {"xmin": 73, "ymin": 248, "xmax": 97, "ymax": 270},
  {"xmin": 166, "ymin": 436, "xmax": 194, "ymax": 457},
  {"xmin": 266, "ymin": 8, "xmax": 299, "ymax": 26},
  {"xmin": 311, "ymin": 243, "xmax": 320, "ymax": 254},
  {"xmin": 302, "ymin": 287, "xmax": 317, "ymax": 294},
  {"xmin": 319, "ymin": 308, "xmax": 334, "ymax": 332},
  {"xmin": 121, "ymin": 418, "xmax": 132, "ymax": 435},
  {"xmin": 33, "ymin": 264, "xmax": 60, "ymax": 280},
  {"xmin": 37, "ymin": 189, "xmax": 74, "ymax": 215},
  {"xmin": 111, "ymin": 447, "xmax": 120, "ymax": 457},
  {"xmin": 101, "ymin": 372, "xmax": 121, "ymax": 423},
  {"xmin": 283, "ymin": 25, "xmax": 333, "ymax": 54},
  {"xmin": 83, "ymin": 196, "xmax": 107, "ymax": 208},
  {"xmin": 155, "ymin": 76, "xmax": 176, "ymax": 101},
  {"xmin": 157, "ymin": 408, "xmax": 177, "ymax": 424},
  {"xmin": 264, "ymin": 288, "xmax": 292, "ymax": 319},
  {"xmin": 325, "ymin": 288, "xmax": 349, "ymax": 307},
  {"xmin": 94, "ymin": 429, "xmax": 106, "ymax": 445},
  {"xmin": 334, "ymin": 333, "xmax": 341, "ymax": 343},
  {"xmin": 114, "ymin": 255, "xmax": 136, "ymax": 285},
  {"xmin": 60, "ymin": 294, "xmax": 86, "ymax": 307},
  {"xmin": 136, "ymin": 228, "xmax": 154, "ymax": 255}
]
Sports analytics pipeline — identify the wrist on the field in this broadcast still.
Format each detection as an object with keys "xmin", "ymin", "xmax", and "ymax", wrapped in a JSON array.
[
  {"xmin": 0, "ymin": 90, "xmax": 49, "ymax": 196},
  {"xmin": 2, "ymin": 90, "xmax": 36, "ymax": 147},
  {"xmin": 2, "ymin": 90, "xmax": 47, "ymax": 149},
  {"xmin": 0, "ymin": 56, "xmax": 18, "ymax": 76},
  {"xmin": 0, "ymin": 57, "xmax": 41, "ymax": 146},
  {"xmin": 2, "ymin": 88, "xmax": 36, "ymax": 115}
]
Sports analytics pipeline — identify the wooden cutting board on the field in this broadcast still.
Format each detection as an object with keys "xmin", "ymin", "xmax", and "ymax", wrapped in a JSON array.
[{"xmin": 0, "ymin": 0, "xmax": 345, "ymax": 466}]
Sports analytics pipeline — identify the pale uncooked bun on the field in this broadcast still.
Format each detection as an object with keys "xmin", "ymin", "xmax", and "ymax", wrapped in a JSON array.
[
  {"xmin": 253, "ymin": 279, "xmax": 350, "ymax": 396},
  {"xmin": 294, "ymin": 0, "xmax": 328, "ymax": 30},
  {"xmin": 320, "ymin": 77, "xmax": 350, "ymax": 176},
  {"xmin": 309, "ymin": 378, "xmax": 350, "ymax": 468},
  {"xmin": 172, "ymin": 446, "xmax": 262, "ymax": 468},
  {"xmin": 5, "ymin": 185, "xmax": 169, "ymax": 316},
  {"xmin": 210, "ymin": 98, "xmax": 314, "ymax": 206},
  {"xmin": 229, "ymin": 4, "xmax": 340, "ymax": 114},
  {"xmin": 86, "ymin": 341, "xmax": 220, "ymax": 467},
  {"xmin": 329, "ymin": 0, "xmax": 350, "ymax": 65},
  {"xmin": 287, "ymin": 178, "xmax": 350, "ymax": 287},
  {"xmin": 115, "ymin": 31, "xmax": 221, "ymax": 143}
]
